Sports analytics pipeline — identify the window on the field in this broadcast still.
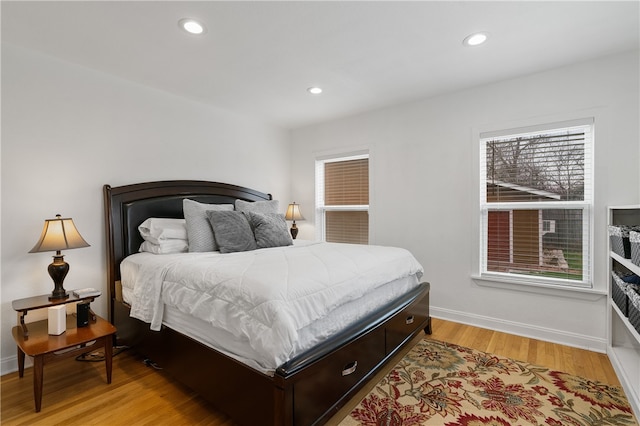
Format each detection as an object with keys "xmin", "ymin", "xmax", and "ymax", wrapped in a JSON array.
[
  {"xmin": 479, "ymin": 120, "xmax": 593, "ymax": 287},
  {"xmin": 542, "ymin": 220, "xmax": 556, "ymax": 234},
  {"xmin": 315, "ymin": 153, "xmax": 369, "ymax": 244}
]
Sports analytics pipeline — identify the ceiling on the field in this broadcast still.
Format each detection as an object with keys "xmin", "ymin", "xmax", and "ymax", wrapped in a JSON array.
[{"xmin": 2, "ymin": 1, "xmax": 639, "ymax": 129}]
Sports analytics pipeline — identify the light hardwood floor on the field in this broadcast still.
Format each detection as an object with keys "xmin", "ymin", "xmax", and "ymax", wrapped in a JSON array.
[{"xmin": 1, "ymin": 318, "xmax": 622, "ymax": 425}]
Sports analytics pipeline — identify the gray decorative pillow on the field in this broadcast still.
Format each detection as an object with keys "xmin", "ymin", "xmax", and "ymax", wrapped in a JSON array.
[
  {"xmin": 206, "ymin": 210, "xmax": 257, "ymax": 253},
  {"xmin": 245, "ymin": 212, "xmax": 292, "ymax": 249},
  {"xmin": 183, "ymin": 199, "xmax": 234, "ymax": 252},
  {"xmin": 235, "ymin": 199, "xmax": 279, "ymax": 215}
]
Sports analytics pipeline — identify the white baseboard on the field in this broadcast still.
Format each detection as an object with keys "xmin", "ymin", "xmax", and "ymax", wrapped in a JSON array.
[
  {"xmin": 1, "ymin": 355, "xmax": 32, "ymax": 376},
  {"xmin": 430, "ymin": 306, "xmax": 607, "ymax": 354},
  {"xmin": 608, "ymin": 346, "xmax": 640, "ymax": 419}
]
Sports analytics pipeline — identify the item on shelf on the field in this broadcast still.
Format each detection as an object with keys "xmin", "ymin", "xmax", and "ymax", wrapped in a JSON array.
[
  {"xmin": 628, "ymin": 289, "xmax": 640, "ymax": 335},
  {"xmin": 47, "ymin": 305, "xmax": 66, "ymax": 335},
  {"xmin": 72, "ymin": 288, "xmax": 101, "ymax": 298},
  {"xmin": 612, "ymin": 271, "xmax": 631, "ymax": 316},
  {"xmin": 609, "ymin": 225, "xmax": 640, "ymax": 259},
  {"xmin": 631, "ymin": 231, "xmax": 640, "ymax": 267},
  {"xmin": 609, "ymin": 225, "xmax": 632, "ymax": 258},
  {"xmin": 622, "ymin": 272, "xmax": 640, "ymax": 285},
  {"xmin": 76, "ymin": 302, "xmax": 90, "ymax": 327}
]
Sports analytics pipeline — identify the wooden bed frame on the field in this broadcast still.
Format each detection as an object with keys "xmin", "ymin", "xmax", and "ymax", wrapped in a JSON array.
[{"xmin": 103, "ymin": 180, "xmax": 431, "ymax": 426}]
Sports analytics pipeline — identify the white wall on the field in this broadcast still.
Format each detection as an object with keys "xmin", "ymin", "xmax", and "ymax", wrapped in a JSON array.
[
  {"xmin": 0, "ymin": 44, "xmax": 291, "ymax": 373},
  {"xmin": 291, "ymin": 50, "xmax": 640, "ymax": 351},
  {"xmin": 2, "ymin": 43, "xmax": 638, "ymax": 375}
]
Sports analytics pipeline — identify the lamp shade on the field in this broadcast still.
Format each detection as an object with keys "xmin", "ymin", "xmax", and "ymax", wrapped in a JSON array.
[
  {"xmin": 285, "ymin": 203, "xmax": 304, "ymax": 221},
  {"xmin": 29, "ymin": 215, "xmax": 90, "ymax": 253}
]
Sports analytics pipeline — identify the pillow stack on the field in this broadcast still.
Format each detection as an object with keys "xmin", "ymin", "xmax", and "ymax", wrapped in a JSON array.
[
  {"xmin": 138, "ymin": 198, "xmax": 293, "ymax": 254},
  {"xmin": 138, "ymin": 218, "xmax": 188, "ymax": 254}
]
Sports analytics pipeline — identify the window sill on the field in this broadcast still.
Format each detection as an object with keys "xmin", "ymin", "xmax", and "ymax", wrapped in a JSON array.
[{"xmin": 471, "ymin": 274, "xmax": 607, "ymax": 300}]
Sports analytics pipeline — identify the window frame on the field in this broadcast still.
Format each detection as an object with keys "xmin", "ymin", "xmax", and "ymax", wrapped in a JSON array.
[
  {"xmin": 315, "ymin": 152, "xmax": 370, "ymax": 243},
  {"xmin": 477, "ymin": 118, "xmax": 595, "ymax": 290}
]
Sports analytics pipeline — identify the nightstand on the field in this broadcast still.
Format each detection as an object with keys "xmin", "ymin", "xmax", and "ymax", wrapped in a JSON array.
[{"xmin": 11, "ymin": 293, "xmax": 117, "ymax": 412}]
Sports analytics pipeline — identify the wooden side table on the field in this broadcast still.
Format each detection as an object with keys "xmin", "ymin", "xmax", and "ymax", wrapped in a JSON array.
[{"xmin": 11, "ymin": 294, "xmax": 116, "ymax": 412}]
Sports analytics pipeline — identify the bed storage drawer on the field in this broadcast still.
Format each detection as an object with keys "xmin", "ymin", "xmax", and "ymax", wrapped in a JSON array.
[
  {"xmin": 291, "ymin": 326, "xmax": 386, "ymax": 426},
  {"xmin": 385, "ymin": 289, "xmax": 430, "ymax": 354}
]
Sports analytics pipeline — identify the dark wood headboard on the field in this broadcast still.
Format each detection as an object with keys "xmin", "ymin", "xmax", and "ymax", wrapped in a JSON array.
[{"xmin": 103, "ymin": 180, "xmax": 272, "ymax": 321}]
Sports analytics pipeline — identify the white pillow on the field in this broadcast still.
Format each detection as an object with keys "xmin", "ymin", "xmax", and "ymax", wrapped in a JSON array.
[
  {"xmin": 138, "ymin": 218, "xmax": 187, "ymax": 245},
  {"xmin": 139, "ymin": 240, "xmax": 188, "ymax": 254},
  {"xmin": 183, "ymin": 199, "xmax": 234, "ymax": 252}
]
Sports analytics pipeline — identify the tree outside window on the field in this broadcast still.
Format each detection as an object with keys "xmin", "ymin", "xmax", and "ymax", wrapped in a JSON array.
[{"xmin": 480, "ymin": 122, "xmax": 593, "ymax": 286}]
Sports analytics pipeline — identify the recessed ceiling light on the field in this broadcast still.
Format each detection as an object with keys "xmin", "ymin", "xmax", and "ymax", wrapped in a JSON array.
[
  {"xmin": 179, "ymin": 18, "xmax": 206, "ymax": 35},
  {"xmin": 463, "ymin": 32, "xmax": 488, "ymax": 47},
  {"xmin": 307, "ymin": 87, "xmax": 323, "ymax": 95}
]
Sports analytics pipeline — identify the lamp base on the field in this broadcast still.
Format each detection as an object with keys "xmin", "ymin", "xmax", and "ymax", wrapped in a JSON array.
[
  {"xmin": 290, "ymin": 223, "xmax": 299, "ymax": 240},
  {"xmin": 48, "ymin": 254, "xmax": 69, "ymax": 300},
  {"xmin": 48, "ymin": 291, "xmax": 69, "ymax": 301}
]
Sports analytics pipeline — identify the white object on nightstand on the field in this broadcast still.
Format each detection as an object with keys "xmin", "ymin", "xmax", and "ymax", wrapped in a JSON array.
[
  {"xmin": 47, "ymin": 305, "xmax": 66, "ymax": 335},
  {"xmin": 72, "ymin": 288, "xmax": 101, "ymax": 298}
]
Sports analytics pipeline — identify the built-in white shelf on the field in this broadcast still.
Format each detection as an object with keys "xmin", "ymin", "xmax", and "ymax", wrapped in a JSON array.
[
  {"xmin": 607, "ymin": 206, "xmax": 640, "ymax": 419},
  {"xmin": 611, "ymin": 252, "xmax": 640, "ymax": 277}
]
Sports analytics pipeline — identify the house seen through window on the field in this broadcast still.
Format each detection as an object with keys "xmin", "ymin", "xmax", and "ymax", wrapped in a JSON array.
[
  {"xmin": 315, "ymin": 153, "xmax": 369, "ymax": 244},
  {"xmin": 480, "ymin": 120, "xmax": 593, "ymax": 286}
]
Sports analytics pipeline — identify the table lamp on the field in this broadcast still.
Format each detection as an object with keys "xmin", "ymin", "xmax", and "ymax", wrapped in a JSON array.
[
  {"xmin": 29, "ymin": 214, "xmax": 90, "ymax": 300},
  {"xmin": 285, "ymin": 202, "xmax": 304, "ymax": 239}
]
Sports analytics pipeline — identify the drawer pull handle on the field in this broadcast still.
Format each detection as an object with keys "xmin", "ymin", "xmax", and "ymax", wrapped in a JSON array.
[
  {"xmin": 406, "ymin": 316, "xmax": 415, "ymax": 325},
  {"xmin": 342, "ymin": 361, "xmax": 358, "ymax": 376}
]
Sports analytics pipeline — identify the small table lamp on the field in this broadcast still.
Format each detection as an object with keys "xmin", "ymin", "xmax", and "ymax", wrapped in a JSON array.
[
  {"xmin": 285, "ymin": 202, "xmax": 305, "ymax": 239},
  {"xmin": 29, "ymin": 214, "xmax": 90, "ymax": 300}
]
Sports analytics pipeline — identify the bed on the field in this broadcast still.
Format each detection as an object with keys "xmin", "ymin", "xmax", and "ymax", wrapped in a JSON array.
[{"xmin": 103, "ymin": 180, "xmax": 431, "ymax": 426}]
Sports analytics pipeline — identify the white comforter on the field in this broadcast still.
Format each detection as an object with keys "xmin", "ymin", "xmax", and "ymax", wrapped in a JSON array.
[{"xmin": 124, "ymin": 241, "xmax": 423, "ymax": 368}]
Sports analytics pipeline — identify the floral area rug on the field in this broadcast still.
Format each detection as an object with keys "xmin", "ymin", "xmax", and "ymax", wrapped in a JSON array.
[{"xmin": 339, "ymin": 339, "xmax": 637, "ymax": 426}]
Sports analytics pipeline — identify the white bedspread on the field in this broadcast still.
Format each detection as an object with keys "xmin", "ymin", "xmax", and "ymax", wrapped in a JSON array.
[{"xmin": 123, "ymin": 241, "xmax": 424, "ymax": 368}]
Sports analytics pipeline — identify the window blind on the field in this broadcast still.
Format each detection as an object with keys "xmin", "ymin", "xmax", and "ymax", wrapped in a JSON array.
[
  {"xmin": 324, "ymin": 159, "xmax": 369, "ymax": 205},
  {"xmin": 480, "ymin": 122, "xmax": 593, "ymax": 286},
  {"xmin": 325, "ymin": 211, "xmax": 369, "ymax": 244},
  {"xmin": 316, "ymin": 155, "xmax": 369, "ymax": 244}
]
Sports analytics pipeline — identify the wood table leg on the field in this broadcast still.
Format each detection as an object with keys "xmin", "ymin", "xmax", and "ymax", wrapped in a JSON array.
[
  {"xmin": 104, "ymin": 337, "xmax": 113, "ymax": 384},
  {"xmin": 17, "ymin": 346, "xmax": 25, "ymax": 378},
  {"xmin": 33, "ymin": 355, "xmax": 44, "ymax": 413},
  {"xmin": 17, "ymin": 311, "xmax": 29, "ymax": 337}
]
